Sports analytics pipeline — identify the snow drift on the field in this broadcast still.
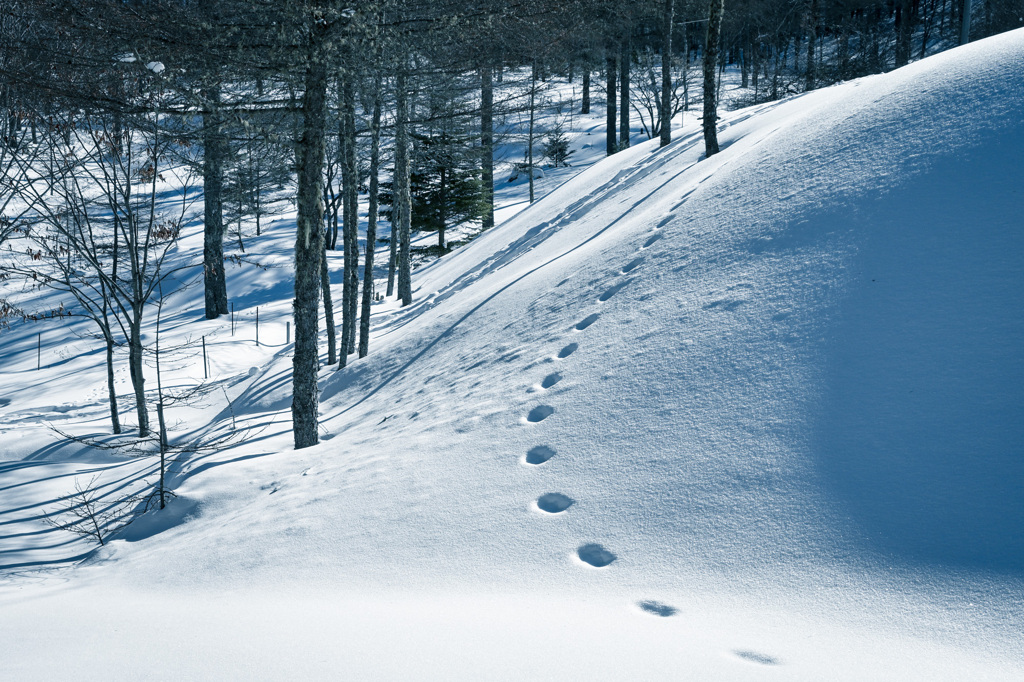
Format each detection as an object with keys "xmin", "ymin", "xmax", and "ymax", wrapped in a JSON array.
[{"xmin": 2, "ymin": 29, "xmax": 1023, "ymax": 681}]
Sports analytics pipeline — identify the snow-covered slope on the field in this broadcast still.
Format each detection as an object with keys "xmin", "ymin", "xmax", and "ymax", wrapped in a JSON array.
[{"xmin": 2, "ymin": 30, "xmax": 1023, "ymax": 681}]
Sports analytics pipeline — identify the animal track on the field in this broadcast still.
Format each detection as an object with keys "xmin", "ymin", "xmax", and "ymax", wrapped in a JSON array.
[
  {"xmin": 541, "ymin": 373, "xmax": 562, "ymax": 389},
  {"xmin": 525, "ymin": 445, "xmax": 556, "ymax": 464},
  {"xmin": 621, "ymin": 257, "xmax": 643, "ymax": 274},
  {"xmin": 557, "ymin": 342, "xmax": 578, "ymax": 359},
  {"xmin": 642, "ymin": 233, "xmax": 663, "ymax": 248},
  {"xmin": 536, "ymin": 493, "xmax": 574, "ymax": 513},
  {"xmin": 526, "ymin": 405, "xmax": 555, "ymax": 423},
  {"xmin": 598, "ymin": 280, "xmax": 630, "ymax": 302},
  {"xmin": 577, "ymin": 543, "xmax": 616, "ymax": 567},
  {"xmin": 703, "ymin": 298, "xmax": 746, "ymax": 311},
  {"xmin": 733, "ymin": 651, "xmax": 780, "ymax": 666},
  {"xmin": 638, "ymin": 601, "xmax": 677, "ymax": 617},
  {"xmin": 574, "ymin": 313, "xmax": 600, "ymax": 330}
]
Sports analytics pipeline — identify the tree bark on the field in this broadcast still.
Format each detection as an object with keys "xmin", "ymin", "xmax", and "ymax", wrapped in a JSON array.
[
  {"xmin": 581, "ymin": 69, "xmax": 590, "ymax": 114},
  {"xmin": 605, "ymin": 54, "xmax": 617, "ymax": 155},
  {"xmin": 359, "ymin": 86, "xmax": 382, "ymax": 359},
  {"xmin": 895, "ymin": 0, "xmax": 913, "ymax": 67},
  {"xmin": 321, "ymin": 235, "xmax": 336, "ymax": 366},
  {"xmin": 386, "ymin": 197, "xmax": 398, "ymax": 296},
  {"xmin": 100, "ymin": 263, "xmax": 120, "ymax": 434},
  {"xmin": 806, "ymin": 0, "xmax": 819, "ymax": 90},
  {"xmin": 128, "ymin": 317, "xmax": 148, "ymax": 436},
  {"xmin": 202, "ymin": 83, "xmax": 229, "ymax": 319},
  {"xmin": 703, "ymin": 0, "xmax": 725, "ymax": 157},
  {"xmin": 660, "ymin": 0, "xmax": 673, "ymax": 148},
  {"xmin": 341, "ymin": 72, "xmax": 359, "ymax": 359},
  {"xmin": 528, "ymin": 62, "xmax": 536, "ymax": 204},
  {"xmin": 396, "ymin": 68, "xmax": 413, "ymax": 307},
  {"xmin": 480, "ymin": 65, "xmax": 494, "ymax": 230},
  {"xmin": 292, "ymin": 44, "xmax": 329, "ymax": 450},
  {"xmin": 105, "ymin": 333, "xmax": 121, "ymax": 434},
  {"xmin": 619, "ymin": 35, "xmax": 630, "ymax": 150},
  {"xmin": 386, "ymin": 74, "xmax": 399, "ymax": 298}
]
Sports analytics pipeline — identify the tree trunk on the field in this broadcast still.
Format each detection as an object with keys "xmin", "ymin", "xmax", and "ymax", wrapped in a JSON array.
[
  {"xmin": 396, "ymin": 69, "xmax": 413, "ymax": 307},
  {"xmin": 660, "ymin": 0, "xmax": 674, "ymax": 148},
  {"xmin": 619, "ymin": 36, "xmax": 630, "ymax": 150},
  {"xmin": 105, "ymin": 333, "xmax": 120, "ymax": 434},
  {"xmin": 741, "ymin": 43, "xmax": 749, "ymax": 88},
  {"xmin": 896, "ymin": 0, "xmax": 913, "ymax": 67},
  {"xmin": 98, "ymin": 260, "xmax": 121, "ymax": 435},
  {"xmin": 386, "ymin": 75, "xmax": 400, "ymax": 299},
  {"xmin": 128, "ymin": 318, "xmax": 148, "ymax": 436},
  {"xmin": 806, "ymin": 0, "xmax": 819, "ymax": 90},
  {"xmin": 920, "ymin": 0, "xmax": 932, "ymax": 60},
  {"xmin": 291, "ymin": 46, "xmax": 329, "ymax": 450},
  {"xmin": 703, "ymin": 0, "xmax": 725, "ymax": 157},
  {"xmin": 581, "ymin": 69, "xmax": 591, "ymax": 114},
  {"xmin": 528, "ymin": 62, "xmax": 537, "ymax": 204},
  {"xmin": 341, "ymin": 73, "xmax": 359, "ymax": 358},
  {"xmin": 960, "ymin": 0, "xmax": 972, "ymax": 44},
  {"xmin": 386, "ymin": 201, "xmax": 398, "ymax": 296},
  {"xmin": 439, "ymin": 167, "xmax": 447, "ymax": 247},
  {"xmin": 321, "ymin": 236, "xmax": 336, "ymax": 366},
  {"xmin": 682, "ymin": 23, "xmax": 690, "ymax": 118},
  {"xmin": 202, "ymin": 83, "xmax": 229, "ymax": 319},
  {"xmin": 480, "ymin": 66, "xmax": 494, "ymax": 230},
  {"xmin": 605, "ymin": 54, "xmax": 617, "ymax": 155},
  {"xmin": 359, "ymin": 87, "xmax": 381, "ymax": 359}
]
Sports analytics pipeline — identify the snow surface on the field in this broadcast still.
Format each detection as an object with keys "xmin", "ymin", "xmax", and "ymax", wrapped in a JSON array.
[{"xmin": 2, "ymin": 30, "xmax": 1024, "ymax": 680}]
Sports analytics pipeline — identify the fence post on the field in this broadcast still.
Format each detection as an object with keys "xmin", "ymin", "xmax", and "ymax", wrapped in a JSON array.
[
  {"xmin": 202, "ymin": 335, "xmax": 208, "ymax": 379},
  {"xmin": 286, "ymin": 321, "xmax": 290, "ymax": 345}
]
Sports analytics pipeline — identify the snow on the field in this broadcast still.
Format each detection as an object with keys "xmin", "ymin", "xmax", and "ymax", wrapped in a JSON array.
[{"xmin": 2, "ymin": 29, "xmax": 1024, "ymax": 680}]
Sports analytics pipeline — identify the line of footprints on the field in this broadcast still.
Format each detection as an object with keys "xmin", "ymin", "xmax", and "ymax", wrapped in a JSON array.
[
  {"xmin": 520, "ymin": 224, "xmax": 682, "ymax": 600},
  {"xmin": 521, "ymin": 227, "xmax": 665, "ymax": 571},
  {"xmin": 518, "ymin": 220, "xmax": 783, "ymax": 666}
]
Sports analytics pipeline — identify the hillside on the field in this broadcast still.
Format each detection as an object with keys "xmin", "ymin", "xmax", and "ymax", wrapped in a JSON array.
[{"xmin": 2, "ymin": 29, "xmax": 1023, "ymax": 681}]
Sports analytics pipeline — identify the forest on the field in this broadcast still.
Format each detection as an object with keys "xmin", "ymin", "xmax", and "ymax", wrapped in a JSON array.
[{"xmin": 1, "ymin": 0, "xmax": 1020, "ymax": 452}]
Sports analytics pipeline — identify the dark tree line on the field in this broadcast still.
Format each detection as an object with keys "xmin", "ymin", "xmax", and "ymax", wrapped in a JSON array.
[{"xmin": 1, "ymin": 0, "xmax": 1019, "ymax": 448}]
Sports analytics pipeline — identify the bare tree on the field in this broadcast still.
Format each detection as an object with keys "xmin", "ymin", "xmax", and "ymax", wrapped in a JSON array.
[
  {"xmin": 703, "ymin": 0, "xmax": 724, "ymax": 157},
  {"xmin": 10, "ymin": 107, "xmax": 195, "ymax": 436},
  {"xmin": 359, "ymin": 77, "xmax": 382, "ymax": 358},
  {"xmin": 44, "ymin": 475, "xmax": 169, "ymax": 547},
  {"xmin": 660, "ymin": 0, "xmax": 673, "ymax": 147}
]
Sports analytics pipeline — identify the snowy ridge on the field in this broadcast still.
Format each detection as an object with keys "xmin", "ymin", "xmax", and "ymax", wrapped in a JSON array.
[{"xmin": 2, "ymin": 30, "xmax": 1023, "ymax": 681}]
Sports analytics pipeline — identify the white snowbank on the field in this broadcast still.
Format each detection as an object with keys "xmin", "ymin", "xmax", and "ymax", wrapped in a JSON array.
[{"xmin": 2, "ymin": 29, "xmax": 1023, "ymax": 681}]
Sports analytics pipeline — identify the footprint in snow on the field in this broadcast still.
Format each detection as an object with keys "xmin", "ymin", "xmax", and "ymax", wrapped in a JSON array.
[
  {"xmin": 703, "ymin": 298, "xmax": 746, "ymax": 311},
  {"xmin": 621, "ymin": 257, "xmax": 643, "ymax": 274},
  {"xmin": 574, "ymin": 313, "xmax": 600, "ymax": 331},
  {"xmin": 638, "ymin": 601, "xmax": 677, "ymax": 617},
  {"xmin": 540, "ymin": 373, "xmax": 562, "ymax": 389},
  {"xmin": 536, "ymin": 493, "xmax": 574, "ymax": 514},
  {"xmin": 526, "ymin": 405, "xmax": 555, "ymax": 423},
  {"xmin": 525, "ymin": 445, "xmax": 556, "ymax": 465},
  {"xmin": 642, "ymin": 233, "xmax": 663, "ymax": 249},
  {"xmin": 733, "ymin": 650, "xmax": 780, "ymax": 666},
  {"xmin": 577, "ymin": 543, "xmax": 616, "ymax": 567},
  {"xmin": 557, "ymin": 342, "xmax": 578, "ymax": 359},
  {"xmin": 598, "ymin": 280, "xmax": 631, "ymax": 302}
]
